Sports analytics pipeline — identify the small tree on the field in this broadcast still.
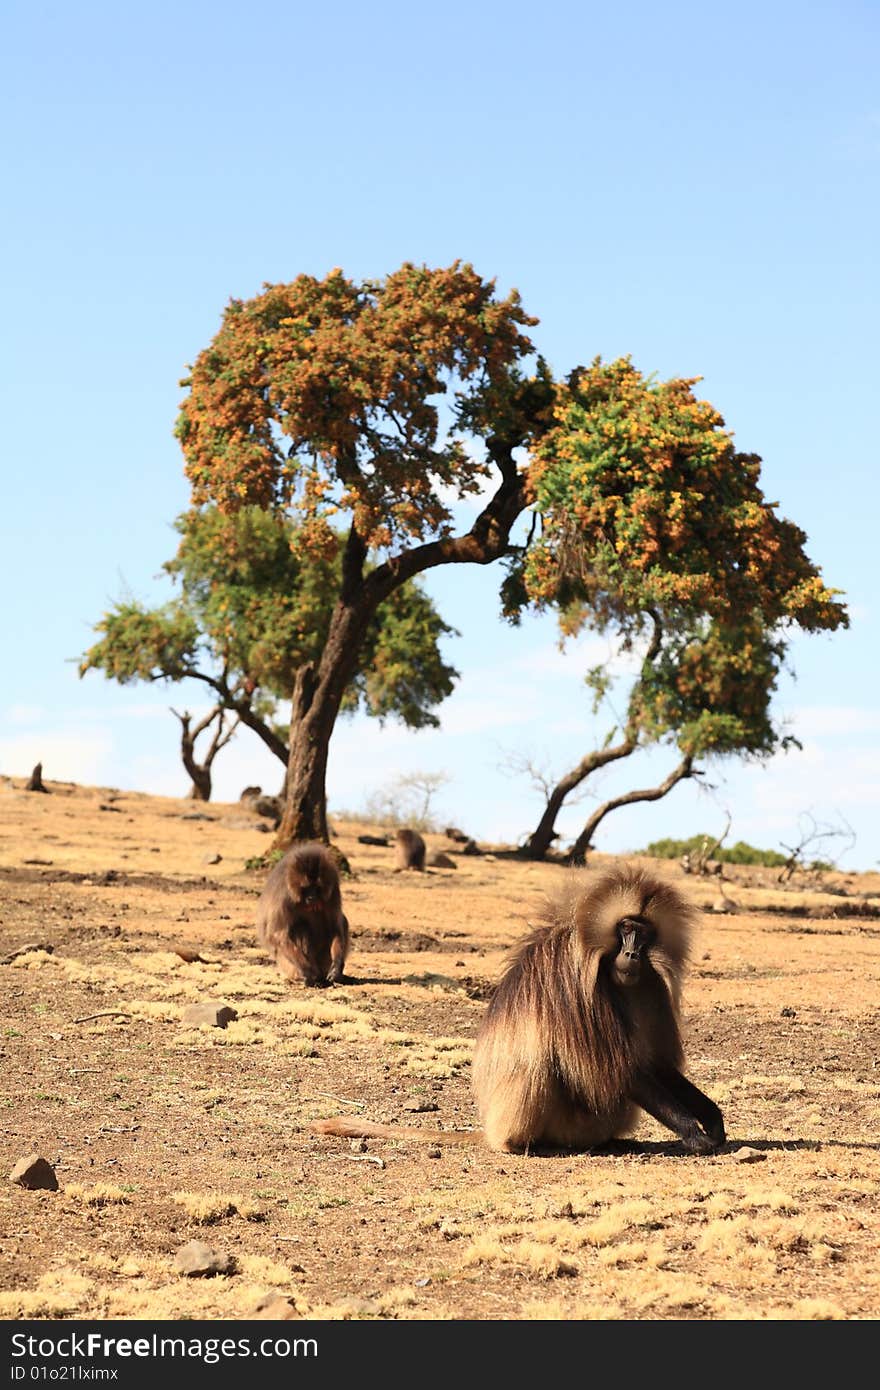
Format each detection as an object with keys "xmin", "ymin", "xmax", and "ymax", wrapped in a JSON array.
[
  {"xmin": 171, "ymin": 706, "xmax": 239, "ymax": 801},
  {"xmin": 501, "ymin": 359, "xmax": 848, "ymax": 861},
  {"xmin": 80, "ymin": 505, "xmax": 459, "ymax": 798}
]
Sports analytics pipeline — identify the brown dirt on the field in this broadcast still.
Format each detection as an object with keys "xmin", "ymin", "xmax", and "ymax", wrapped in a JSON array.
[{"xmin": 1, "ymin": 775, "xmax": 879, "ymax": 1321}]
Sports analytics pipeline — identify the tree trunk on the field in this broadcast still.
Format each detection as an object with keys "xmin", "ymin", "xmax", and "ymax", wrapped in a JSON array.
[
  {"xmin": 187, "ymin": 771, "xmax": 212, "ymax": 801},
  {"xmin": 275, "ymin": 602, "xmax": 372, "ymax": 848},
  {"xmin": 524, "ymin": 611, "xmax": 665, "ymax": 861},
  {"xmin": 275, "ymin": 445, "xmax": 527, "ymax": 851},
  {"xmin": 523, "ymin": 735, "xmax": 639, "ymax": 860},
  {"xmin": 172, "ymin": 706, "xmax": 238, "ymax": 805},
  {"xmin": 565, "ymin": 753, "xmax": 695, "ymax": 865}
]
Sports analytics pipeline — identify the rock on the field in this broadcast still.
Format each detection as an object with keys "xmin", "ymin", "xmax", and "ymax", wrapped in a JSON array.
[
  {"xmin": 181, "ymin": 1003, "xmax": 238, "ymax": 1029},
  {"xmin": 239, "ymin": 786, "xmax": 262, "ymax": 802},
  {"xmin": 732, "ymin": 1146, "xmax": 766, "ymax": 1164},
  {"xmin": 358, "ymin": 834, "xmax": 390, "ymax": 846},
  {"xmin": 403, "ymin": 1099, "xmax": 439, "ymax": 1113},
  {"xmin": 350, "ymin": 1137, "xmax": 368, "ymax": 1153},
  {"xmin": 444, "ymin": 827, "xmax": 470, "ymax": 843},
  {"xmin": 173, "ymin": 1240, "xmax": 236, "ymax": 1277},
  {"xmin": 203, "ymin": 853, "xmax": 222, "ymax": 866},
  {"xmin": 9, "ymin": 1154, "xmax": 59, "ymax": 1191},
  {"xmin": 426, "ymin": 1148, "xmax": 442, "ymax": 1159},
  {"xmin": 781, "ymin": 1006, "xmax": 797, "ymax": 1018},
  {"xmin": 401, "ymin": 972, "xmax": 460, "ymax": 992},
  {"xmin": 253, "ymin": 1294, "xmax": 300, "ymax": 1320},
  {"xmin": 241, "ymin": 793, "xmax": 283, "ymax": 823},
  {"xmin": 426, "ymin": 852, "xmax": 457, "ymax": 870},
  {"xmin": 460, "ymin": 839, "xmax": 480, "ymax": 855},
  {"xmin": 711, "ymin": 895, "xmax": 737, "ymax": 914},
  {"xmin": 336, "ymin": 1296, "xmax": 381, "ymax": 1318},
  {"xmin": 172, "ymin": 944, "xmax": 206, "ymax": 964},
  {"xmin": 25, "ymin": 762, "xmax": 49, "ymax": 793}
]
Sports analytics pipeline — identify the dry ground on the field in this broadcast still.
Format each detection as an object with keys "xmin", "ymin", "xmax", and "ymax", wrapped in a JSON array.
[{"xmin": 1, "ymin": 775, "xmax": 879, "ymax": 1322}]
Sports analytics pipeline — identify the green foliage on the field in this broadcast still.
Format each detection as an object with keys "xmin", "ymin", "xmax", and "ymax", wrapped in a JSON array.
[
  {"xmin": 81, "ymin": 505, "xmax": 459, "ymax": 733},
  {"xmin": 523, "ymin": 357, "xmax": 848, "ymax": 638},
  {"xmin": 642, "ymin": 834, "xmax": 789, "ymax": 867},
  {"xmin": 509, "ymin": 357, "xmax": 848, "ymax": 772},
  {"xmin": 636, "ymin": 615, "xmax": 789, "ymax": 759},
  {"xmin": 79, "ymin": 601, "xmax": 201, "ymax": 684},
  {"xmin": 166, "ymin": 505, "xmax": 336, "ymax": 692}
]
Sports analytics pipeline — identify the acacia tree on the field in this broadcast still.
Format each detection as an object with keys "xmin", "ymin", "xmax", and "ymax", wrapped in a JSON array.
[
  {"xmin": 175, "ymin": 263, "xmax": 545, "ymax": 844},
  {"xmin": 80, "ymin": 504, "xmax": 458, "ymax": 799},
  {"xmin": 502, "ymin": 358, "xmax": 848, "ymax": 861}
]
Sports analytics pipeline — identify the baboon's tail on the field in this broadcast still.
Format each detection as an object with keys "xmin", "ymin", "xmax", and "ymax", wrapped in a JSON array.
[{"xmin": 310, "ymin": 1116, "xmax": 481, "ymax": 1146}]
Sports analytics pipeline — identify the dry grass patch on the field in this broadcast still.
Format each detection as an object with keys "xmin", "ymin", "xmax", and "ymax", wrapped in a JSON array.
[
  {"xmin": 64, "ymin": 1184, "xmax": 132, "ymax": 1206},
  {"xmin": 171, "ymin": 1191, "xmax": 265, "ymax": 1223},
  {"xmin": 461, "ymin": 1236, "xmax": 578, "ymax": 1279}
]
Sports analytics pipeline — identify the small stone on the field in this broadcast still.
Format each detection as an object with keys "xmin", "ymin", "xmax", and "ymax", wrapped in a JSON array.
[
  {"xmin": 403, "ymin": 1099, "xmax": 439, "ymax": 1113},
  {"xmin": 781, "ymin": 1006, "xmax": 797, "ymax": 1018},
  {"xmin": 732, "ymin": 1146, "xmax": 766, "ymax": 1164},
  {"xmin": 253, "ymin": 1290, "xmax": 300, "ymax": 1319},
  {"xmin": 414, "ymin": 1277, "xmax": 431, "ymax": 1287},
  {"xmin": 350, "ymin": 1137, "xmax": 368, "ymax": 1153},
  {"xmin": 181, "ymin": 1003, "xmax": 238, "ymax": 1028},
  {"xmin": 203, "ymin": 852, "xmax": 222, "ymax": 866},
  {"xmin": 9, "ymin": 1154, "xmax": 59, "ymax": 1191},
  {"xmin": 712, "ymin": 895, "xmax": 737, "ymax": 914},
  {"xmin": 426, "ymin": 1148, "xmax": 442, "ymax": 1159},
  {"xmin": 173, "ymin": 1240, "xmax": 236, "ymax": 1277}
]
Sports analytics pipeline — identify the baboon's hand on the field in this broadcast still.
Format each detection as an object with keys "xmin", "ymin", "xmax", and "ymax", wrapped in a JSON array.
[{"xmin": 684, "ymin": 1128, "xmax": 723, "ymax": 1155}]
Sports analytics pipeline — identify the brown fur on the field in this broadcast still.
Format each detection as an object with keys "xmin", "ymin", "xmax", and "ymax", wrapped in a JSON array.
[
  {"xmin": 311, "ymin": 864, "xmax": 723, "ymax": 1155},
  {"xmin": 395, "ymin": 828, "xmax": 426, "ymax": 871},
  {"xmin": 471, "ymin": 865, "xmax": 691, "ymax": 1151},
  {"xmin": 256, "ymin": 842, "xmax": 349, "ymax": 987}
]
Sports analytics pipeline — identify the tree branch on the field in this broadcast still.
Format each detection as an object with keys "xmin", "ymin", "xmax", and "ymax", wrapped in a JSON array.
[
  {"xmin": 364, "ymin": 441, "xmax": 526, "ymax": 603},
  {"xmin": 566, "ymin": 752, "xmax": 696, "ymax": 865}
]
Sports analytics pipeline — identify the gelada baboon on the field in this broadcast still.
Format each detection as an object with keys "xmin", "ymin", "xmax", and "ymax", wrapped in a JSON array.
[
  {"xmin": 395, "ymin": 828, "xmax": 426, "ymax": 871},
  {"xmin": 312, "ymin": 864, "xmax": 724, "ymax": 1153},
  {"xmin": 256, "ymin": 842, "xmax": 349, "ymax": 987}
]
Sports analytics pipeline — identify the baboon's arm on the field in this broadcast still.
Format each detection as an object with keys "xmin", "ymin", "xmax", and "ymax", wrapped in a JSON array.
[{"xmin": 630, "ymin": 1068, "xmax": 724, "ymax": 1154}]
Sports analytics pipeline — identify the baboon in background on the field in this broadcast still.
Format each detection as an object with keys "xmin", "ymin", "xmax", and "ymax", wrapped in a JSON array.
[
  {"xmin": 257, "ymin": 842, "xmax": 349, "ymax": 987},
  {"xmin": 395, "ymin": 828, "xmax": 426, "ymax": 871},
  {"xmin": 312, "ymin": 864, "xmax": 724, "ymax": 1154}
]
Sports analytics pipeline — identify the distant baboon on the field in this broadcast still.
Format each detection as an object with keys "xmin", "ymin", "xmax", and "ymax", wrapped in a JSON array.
[
  {"xmin": 256, "ymin": 842, "xmax": 349, "ymax": 987},
  {"xmin": 395, "ymin": 828, "xmax": 426, "ymax": 871},
  {"xmin": 312, "ymin": 864, "xmax": 724, "ymax": 1154}
]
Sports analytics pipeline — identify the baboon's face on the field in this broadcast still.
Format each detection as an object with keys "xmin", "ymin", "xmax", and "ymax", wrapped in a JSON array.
[
  {"xmin": 288, "ymin": 858, "xmax": 335, "ymax": 911},
  {"xmin": 610, "ymin": 917, "xmax": 655, "ymax": 987}
]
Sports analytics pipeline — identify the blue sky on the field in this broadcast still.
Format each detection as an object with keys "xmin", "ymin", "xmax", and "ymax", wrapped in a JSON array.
[{"xmin": 2, "ymin": 1, "xmax": 878, "ymax": 868}]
